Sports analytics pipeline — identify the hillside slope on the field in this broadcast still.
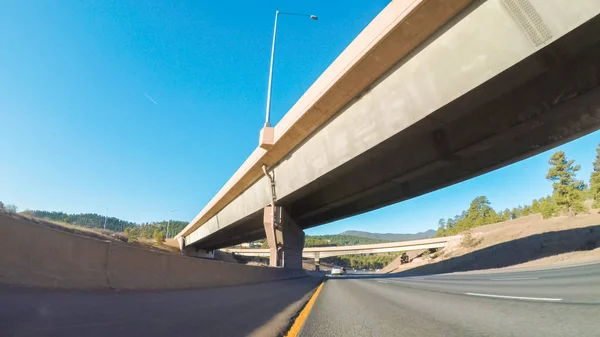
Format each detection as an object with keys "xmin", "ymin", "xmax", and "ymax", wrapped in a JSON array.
[
  {"xmin": 20, "ymin": 210, "xmax": 187, "ymax": 238},
  {"xmin": 382, "ymin": 213, "xmax": 600, "ymax": 274}
]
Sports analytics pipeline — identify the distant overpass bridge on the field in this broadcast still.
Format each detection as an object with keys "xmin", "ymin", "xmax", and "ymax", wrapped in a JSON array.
[
  {"xmin": 222, "ymin": 236, "xmax": 457, "ymax": 270},
  {"xmin": 177, "ymin": 0, "xmax": 600, "ymax": 269}
]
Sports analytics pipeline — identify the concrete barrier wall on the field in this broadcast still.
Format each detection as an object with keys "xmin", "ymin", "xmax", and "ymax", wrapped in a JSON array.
[
  {"xmin": 0, "ymin": 214, "xmax": 305, "ymax": 290},
  {"xmin": 0, "ymin": 214, "xmax": 110, "ymax": 288}
]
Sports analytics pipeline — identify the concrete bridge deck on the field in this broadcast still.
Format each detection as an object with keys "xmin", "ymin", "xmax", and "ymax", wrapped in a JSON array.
[
  {"xmin": 223, "ymin": 236, "xmax": 457, "ymax": 259},
  {"xmin": 178, "ymin": 0, "xmax": 600, "ymax": 268}
]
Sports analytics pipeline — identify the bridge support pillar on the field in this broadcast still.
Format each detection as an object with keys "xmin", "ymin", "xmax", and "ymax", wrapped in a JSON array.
[
  {"xmin": 314, "ymin": 252, "xmax": 320, "ymax": 272},
  {"xmin": 263, "ymin": 206, "xmax": 305, "ymax": 269},
  {"xmin": 177, "ymin": 237, "xmax": 185, "ymax": 251}
]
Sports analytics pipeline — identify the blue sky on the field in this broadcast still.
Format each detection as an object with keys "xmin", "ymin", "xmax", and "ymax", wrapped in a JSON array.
[{"xmin": 1, "ymin": 1, "xmax": 598, "ymax": 236}]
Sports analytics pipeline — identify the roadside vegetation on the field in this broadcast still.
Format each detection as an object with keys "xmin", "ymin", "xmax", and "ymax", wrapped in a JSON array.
[
  {"xmin": 304, "ymin": 234, "xmax": 389, "ymax": 247},
  {"xmin": 16, "ymin": 210, "xmax": 185, "ymax": 243},
  {"xmin": 0, "ymin": 207, "xmax": 184, "ymax": 253},
  {"xmin": 323, "ymin": 253, "xmax": 401, "ymax": 270},
  {"xmin": 0, "ymin": 202, "xmax": 18, "ymax": 213},
  {"xmin": 256, "ymin": 234, "xmax": 389, "ymax": 249},
  {"xmin": 303, "ymin": 235, "xmax": 397, "ymax": 269},
  {"xmin": 255, "ymin": 234, "xmax": 394, "ymax": 269},
  {"xmin": 436, "ymin": 145, "xmax": 600, "ymax": 237}
]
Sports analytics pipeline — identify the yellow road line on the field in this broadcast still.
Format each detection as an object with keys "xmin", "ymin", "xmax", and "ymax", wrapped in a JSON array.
[{"xmin": 285, "ymin": 282, "xmax": 325, "ymax": 337}]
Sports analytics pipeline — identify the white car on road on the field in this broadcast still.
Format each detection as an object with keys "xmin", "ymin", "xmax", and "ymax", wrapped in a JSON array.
[{"xmin": 331, "ymin": 266, "xmax": 346, "ymax": 276}]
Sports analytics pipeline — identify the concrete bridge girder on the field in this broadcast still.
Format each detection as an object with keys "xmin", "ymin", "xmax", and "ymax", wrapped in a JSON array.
[
  {"xmin": 225, "ymin": 239, "xmax": 451, "ymax": 270},
  {"xmin": 316, "ymin": 243, "xmax": 447, "ymax": 258},
  {"xmin": 181, "ymin": 0, "xmax": 600, "ymax": 251}
]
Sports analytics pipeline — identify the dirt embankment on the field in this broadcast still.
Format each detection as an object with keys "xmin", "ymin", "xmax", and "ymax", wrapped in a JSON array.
[
  {"xmin": 382, "ymin": 212, "xmax": 600, "ymax": 275},
  {"xmin": 3, "ymin": 211, "xmax": 182, "ymax": 254}
]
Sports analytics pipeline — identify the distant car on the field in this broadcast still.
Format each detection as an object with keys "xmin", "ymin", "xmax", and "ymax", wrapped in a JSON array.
[{"xmin": 331, "ymin": 266, "xmax": 346, "ymax": 275}]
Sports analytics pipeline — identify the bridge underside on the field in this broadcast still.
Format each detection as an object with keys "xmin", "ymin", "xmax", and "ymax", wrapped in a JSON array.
[{"xmin": 189, "ymin": 12, "xmax": 600, "ymax": 251}]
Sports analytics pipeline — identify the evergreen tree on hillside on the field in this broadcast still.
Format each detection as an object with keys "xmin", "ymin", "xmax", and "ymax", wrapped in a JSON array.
[
  {"xmin": 446, "ymin": 218, "xmax": 455, "ymax": 231},
  {"xmin": 153, "ymin": 229, "xmax": 165, "ymax": 243},
  {"xmin": 590, "ymin": 144, "xmax": 600, "ymax": 208},
  {"xmin": 467, "ymin": 196, "xmax": 494, "ymax": 228},
  {"xmin": 465, "ymin": 196, "xmax": 498, "ymax": 227},
  {"xmin": 449, "ymin": 196, "xmax": 499, "ymax": 234},
  {"xmin": 530, "ymin": 199, "xmax": 540, "ymax": 214},
  {"xmin": 436, "ymin": 219, "xmax": 446, "ymax": 237},
  {"xmin": 539, "ymin": 196, "xmax": 557, "ymax": 219},
  {"xmin": 20, "ymin": 210, "xmax": 188, "ymax": 235},
  {"xmin": 546, "ymin": 151, "xmax": 586, "ymax": 214},
  {"xmin": 501, "ymin": 208, "xmax": 511, "ymax": 221},
  {"xmin": 510, "ymin": 207, "xmax": 519, "ymax": 219}
]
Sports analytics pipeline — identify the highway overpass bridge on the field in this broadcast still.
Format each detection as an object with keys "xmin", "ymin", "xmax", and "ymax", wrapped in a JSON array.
[
  {"xmin": 222, "ymin": 236, "xmax": 457, "ymax": 270},
  {"xmin": 177, "ymin": 0, "xmax": 600, "ymax": 268}
]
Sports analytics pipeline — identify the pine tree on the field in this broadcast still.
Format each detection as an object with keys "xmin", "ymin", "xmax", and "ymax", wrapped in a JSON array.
[
  {"xmin": 590, "ymin": 144, "xmax": 600, "ymax": 208},
  {"xmin": 530, "ymin": 199, "xmax": 540, "ymax": 214},
  {"xmin": 501, "ymin": 208, "xmax": 511, "ymax": 221},
  {"xmin": 510, "ymin": 207, "xmax": 519, "ymax": 219},
  {"xmin": 466, "ymin": 196, "xmax": 497, "ymax": 228},
  {"xmin": 446, "ymin": 218, "xmax": 455, "ymax": 229},
  {"xmin": 539, "ymin": 196, "xmax": 556, "ymax": 219},
  {"xmin": 436, "ymin": 218, "xmax": 446, "ymax": 237},
  {"xmin": 153, "ymin": 229, "xmax": 165, "ymax": 243},
  {"xmin": 546, "ymin": 151, "xmax": 586, "ymax": 214},
  {"xmin": 517, "ymin": 205, "xmax": 524, "ymax": 217}
]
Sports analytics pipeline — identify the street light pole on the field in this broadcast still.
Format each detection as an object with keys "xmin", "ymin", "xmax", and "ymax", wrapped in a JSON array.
[
  {"xmin": 264, "ymin": 11, "xmax": 279, "ymax": 128},
  {"xmin": 263, "ymin": 10, "xmax": 318, "ymax": 128},
  {"xmin": 166, "ymin": 209, "xmax": 181, "ymax": 239},
  {"xmin": 103, "ymin": 207, "xmax": 108, "ymax": 230}
]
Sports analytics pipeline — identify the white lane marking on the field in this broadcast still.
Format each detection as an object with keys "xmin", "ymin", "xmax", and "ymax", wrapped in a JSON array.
[
  {"xmin": 465, "ymin": 292, "xmax": 562, "ymax": 301},
  {"xmin": 377, "ymin": 280, "xmax": 389, "ymax": 284},
  {"xmin": 489, "ymin": 277, "xmax": 539, "ymax": 281}
]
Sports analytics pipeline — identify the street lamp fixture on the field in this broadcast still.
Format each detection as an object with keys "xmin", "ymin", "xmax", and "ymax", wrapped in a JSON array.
[{"xmin": 259, "ymin": 10, "xmax": 318, "ymax": 150}]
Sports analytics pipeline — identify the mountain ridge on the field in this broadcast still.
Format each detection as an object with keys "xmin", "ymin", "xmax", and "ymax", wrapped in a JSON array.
[{"xmin": 339, "ymin": 229, "xmax": 436, "ymax": 242}]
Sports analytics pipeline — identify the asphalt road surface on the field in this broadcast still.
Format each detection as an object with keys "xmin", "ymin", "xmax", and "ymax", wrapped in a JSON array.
[
  {"xmin": 0, "ymin": 276, "xmax": 321, "ymax": 337},
  {"xmin": 301, "ymin": 263, "xmax": 600, "ymax": 337}
]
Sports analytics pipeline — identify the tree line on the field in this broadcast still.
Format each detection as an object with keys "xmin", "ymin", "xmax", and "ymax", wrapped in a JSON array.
[
  {"xmin": 323, "ymin": 253, "xmax": 401, "ymax": 270},
  {"xmin": 15, "ymin": 210, "xmax": 187, "ymax": 240},
  {"xmin": 256, "ymin": 234, "xmax": 388, "ymax": 249},
  {"xmin": 0, "ymin": 201, "xmax": 18, "ymax": 213},
  {"xmin": 436, "ymin": 145, "xmax": 600, "ymax": 237},
  {"xmin": 255, "ymin": 234, "xmax": 393, "ymax": 269},
  {"xmin": 305, "ymin": 234, "xmax": 389, "ymax": 247}
]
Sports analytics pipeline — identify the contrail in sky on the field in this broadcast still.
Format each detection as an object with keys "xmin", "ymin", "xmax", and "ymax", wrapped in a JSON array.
[{"xmin": 144, "ymin": 93, "xmax": 158, "ymax": 105}]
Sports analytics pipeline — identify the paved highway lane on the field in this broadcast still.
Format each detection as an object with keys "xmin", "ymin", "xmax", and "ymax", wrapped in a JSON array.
[
  {"xmin": 301, "ymin": 263, "xmax": 600, "ymax": 337},
  {"xmin": 0, "ymin": 276, "xmax": 321, "ymax": 337}
]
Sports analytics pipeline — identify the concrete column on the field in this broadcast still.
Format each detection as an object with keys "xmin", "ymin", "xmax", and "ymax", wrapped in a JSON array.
[
  {"xmin": 263, "ymin": 205, "xmax": 305, "ymax": 269},
  {"xmin": 263, "ymin": 206, "xmax": 283, "ymax": 267},
  {"xmin": 177, "ymin": 236, "xmax": 185, "ymax": 251},
  {"xmin": 281, "ymin": 209, "xmax": 304, "ymax": 269},
  {"xmin": 314, "ymin": 252, "xmax": 320, "ymax": 272}
]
